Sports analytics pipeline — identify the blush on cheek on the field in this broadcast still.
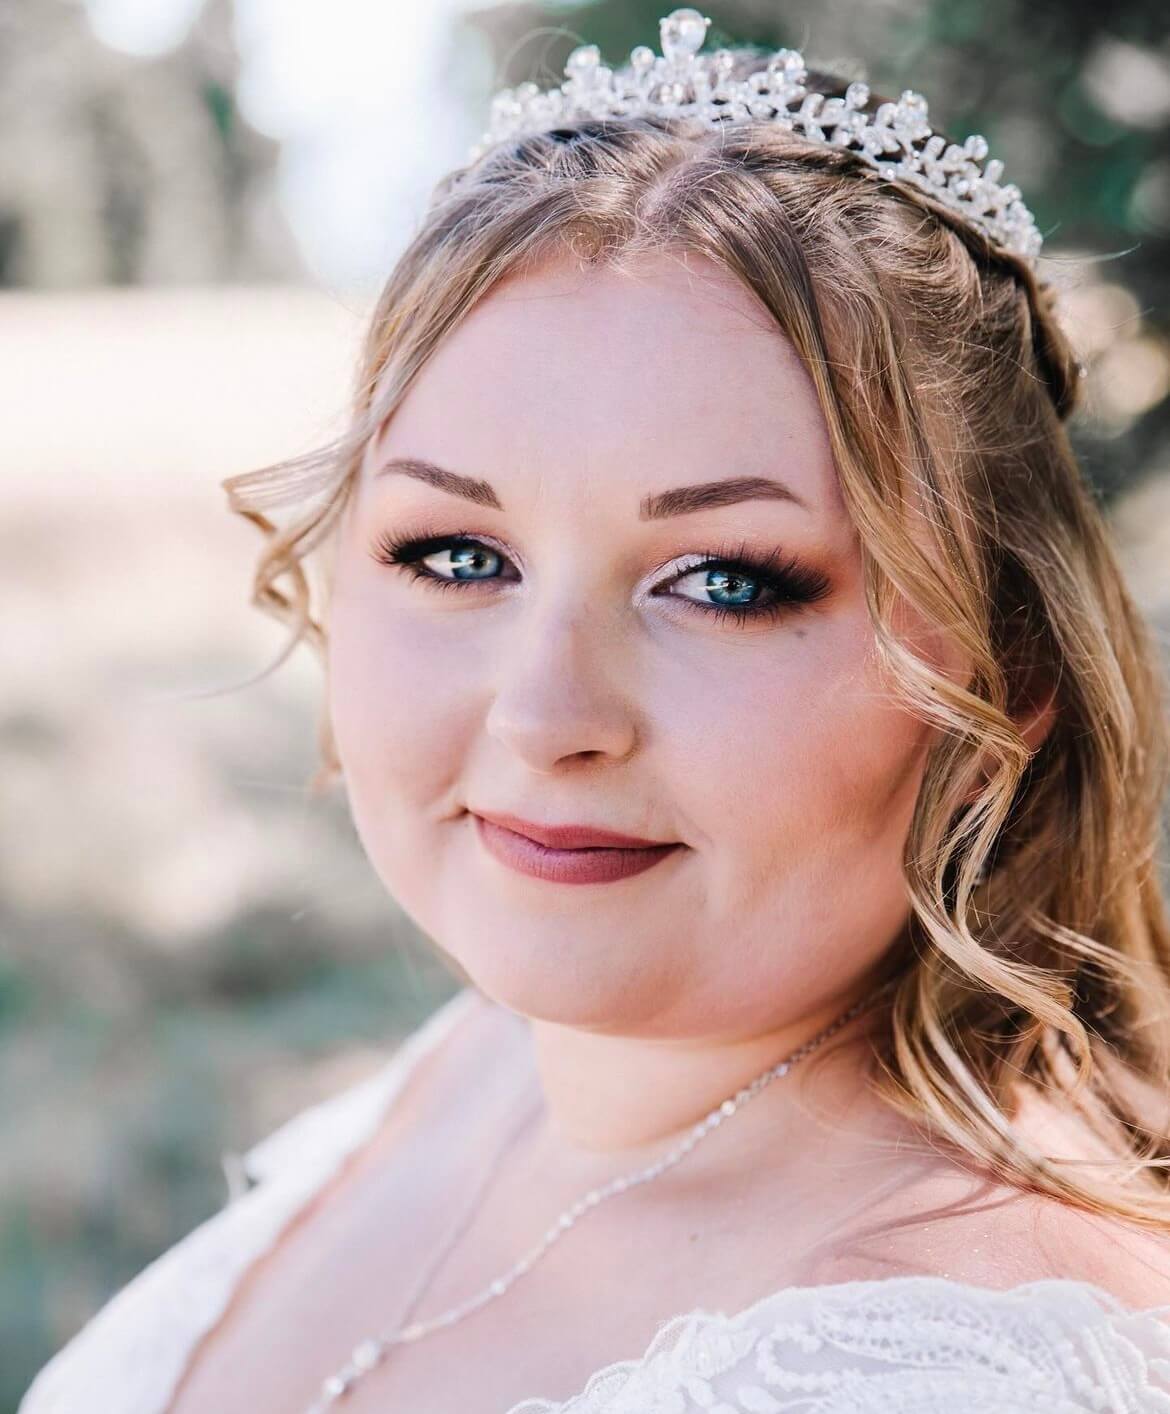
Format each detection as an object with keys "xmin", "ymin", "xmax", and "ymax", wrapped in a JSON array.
[
  {"xmin": 326, "ymin": 597, "xmax": 491, "ymax": 830},
  {"xmin": 697, "ymin": 630, "xmax": 927, "ymax": 898}
]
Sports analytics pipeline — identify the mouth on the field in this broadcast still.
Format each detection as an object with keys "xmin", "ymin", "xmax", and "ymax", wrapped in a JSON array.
[{"xmin": 470, "ymin": 811, "xmax": 684, "ymax": 885}]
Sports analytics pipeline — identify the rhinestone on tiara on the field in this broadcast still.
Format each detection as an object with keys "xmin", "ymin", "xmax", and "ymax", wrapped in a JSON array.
[{"xmin": 468, "ymin": 7, "xmax": 1043, "ymax": 266}]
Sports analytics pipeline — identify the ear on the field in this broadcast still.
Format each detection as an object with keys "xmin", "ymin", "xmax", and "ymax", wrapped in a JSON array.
[
  {"xmin": 1014, "ymin": 669, "xmax": 1059, "ymax": 756},
  {"xmin": 962, "ymin": 669, "xmax": 1058, "ymax": 807}
]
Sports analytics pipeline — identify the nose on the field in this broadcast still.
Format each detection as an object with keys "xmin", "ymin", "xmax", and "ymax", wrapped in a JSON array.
[{"xmin": 483, "ymin": 599, "xmax": 639, "ymax": 772}]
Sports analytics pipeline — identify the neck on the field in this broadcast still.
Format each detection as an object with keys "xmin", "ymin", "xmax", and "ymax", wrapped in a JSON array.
[{"xmin": 523, "ymin": 978, "xmax": 891, "ymax": 1156}]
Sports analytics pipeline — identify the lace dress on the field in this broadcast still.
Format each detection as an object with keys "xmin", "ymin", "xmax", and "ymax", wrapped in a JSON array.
[{"xmin": 18, "ymin": 987, "xmax": 1170, "ymax": 1413}]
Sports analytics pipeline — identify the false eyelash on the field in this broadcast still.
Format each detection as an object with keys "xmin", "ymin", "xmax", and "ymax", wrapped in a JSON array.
[
  {"xmin": 368, "ymin": 527, "xmax": 831, "ymax": 626},
  {"xmin": 369, "ymin": 525, "xmax": 515, "ymax": 585},
  {"xmin": 663, "ymin": 538, "xmax": 832, "ymax": 625}
]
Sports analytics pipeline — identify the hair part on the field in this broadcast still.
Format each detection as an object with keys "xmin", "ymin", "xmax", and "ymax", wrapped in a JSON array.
[{"xmin": 220, "ymin": 52, "xmax": 1170, "ymax": 1231}]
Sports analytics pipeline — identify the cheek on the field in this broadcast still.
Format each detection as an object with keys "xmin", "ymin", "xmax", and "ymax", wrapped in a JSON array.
[
  {"xmin": 658, "ymin": 609, "xmax": 930, "ymax": 865},
  {"xmin": 325, "ymin": 575, "xmax": 485, "ymax": 818}
]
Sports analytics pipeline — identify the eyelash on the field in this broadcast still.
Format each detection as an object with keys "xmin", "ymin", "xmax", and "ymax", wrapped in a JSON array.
[{"xmin": 368, "ymin": 527, "xmax": 831, "ymax": 627}]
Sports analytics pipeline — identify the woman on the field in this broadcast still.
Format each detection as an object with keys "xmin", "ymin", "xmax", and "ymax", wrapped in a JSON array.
[{"xmin": 21, "ymin": 11, "xmax": 1170, "ymax": 1412}]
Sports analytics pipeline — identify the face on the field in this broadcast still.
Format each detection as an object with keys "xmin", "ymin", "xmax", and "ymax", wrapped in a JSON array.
[{"xmin": 326, "ymin": 248, "xmax": 947, "ymax": 1040}]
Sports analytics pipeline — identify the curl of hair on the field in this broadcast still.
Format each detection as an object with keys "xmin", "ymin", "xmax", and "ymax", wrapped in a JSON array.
[{"xmin": 218, "ymin": 51, "xmax": 1170, "ymax": 1231}]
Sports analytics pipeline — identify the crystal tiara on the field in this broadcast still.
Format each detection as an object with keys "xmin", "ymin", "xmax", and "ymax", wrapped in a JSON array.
[{"xmin": 468, "ymin": 7, "xmax": 1043, "ymax": 267}]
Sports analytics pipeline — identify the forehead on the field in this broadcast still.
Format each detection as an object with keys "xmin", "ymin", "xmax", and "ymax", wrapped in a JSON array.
[{"xmin": 371, "ymin": 248, "xmax": 845, "ymax": 520}]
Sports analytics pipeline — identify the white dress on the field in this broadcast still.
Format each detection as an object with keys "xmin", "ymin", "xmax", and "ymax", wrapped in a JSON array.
[{"xmin": 18, "ymin": 987, "xmax": 1170, "ymax": 1413}]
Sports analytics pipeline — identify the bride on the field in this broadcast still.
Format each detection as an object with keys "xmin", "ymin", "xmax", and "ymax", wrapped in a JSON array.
[{"xmin": 21, "ymin": 11, "xmax": 1170, "ymax": 1413}]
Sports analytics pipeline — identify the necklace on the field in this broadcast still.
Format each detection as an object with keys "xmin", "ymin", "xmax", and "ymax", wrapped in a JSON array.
[{"xmin": 303, "ymin": 982, "xmax": 892, "ymax": 1412}]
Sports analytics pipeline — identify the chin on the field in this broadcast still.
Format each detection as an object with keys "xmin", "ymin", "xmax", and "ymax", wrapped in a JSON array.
[
  {"xmin": 384, "ymin": 816, "xmax": 698, "ymax": 1028},
  {"xmin": 441, "ymin": 932, "xmax": 668, "ymax": 1032}
]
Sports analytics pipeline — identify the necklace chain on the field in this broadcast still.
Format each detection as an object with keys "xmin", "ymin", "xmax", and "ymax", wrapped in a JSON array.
[{"xmin": 304, "ymin": 984, "xmax": 890, "ymax": 1412}]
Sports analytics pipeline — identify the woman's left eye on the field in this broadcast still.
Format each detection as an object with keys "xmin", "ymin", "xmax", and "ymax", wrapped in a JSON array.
[
  {"xmin": 369, "ymin": 531, "xmax": 830, "ymax": 626},
  {"xmin": 664, "ymin": 556, "xmax": 830, "ymax": 624}
]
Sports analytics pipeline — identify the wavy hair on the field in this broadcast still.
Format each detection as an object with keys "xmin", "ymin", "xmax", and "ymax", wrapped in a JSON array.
[{"xmin": 220, "ymin": 51, "xmax": 1170, "ymax": 1230}]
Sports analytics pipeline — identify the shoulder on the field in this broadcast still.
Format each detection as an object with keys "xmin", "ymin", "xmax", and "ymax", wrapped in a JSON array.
[
  {"xmin": 797, "ymin": 1068, "xmax": 1170, "ymax": 1312},
  {"xmin": 803, "ymin": 1088, "xmax": 1170, "ymax": 1311},
  {"xmin": 17, "ymin": 1165, "xmax": 292, "ymax": 1413},
  {"xmin": 1028, "ymin": 1198, "xmax": 1170, "ymax": 1308},
  {"xmin": 18, "ymin": 988, "xmax": 485, "ymax": 1413}
]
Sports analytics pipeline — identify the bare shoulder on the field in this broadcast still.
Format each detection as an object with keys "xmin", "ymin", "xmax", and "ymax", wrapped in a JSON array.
[
  {"xmin": 1029, "ymin": 1199, "xmax": 1170, "ymax": 1307},
  {"xmin": 1009, "ymin": 1068, "xmax": 1170, "ymax": 1308},
  {"xmin": 807, "ymin": 1093, "xmax": 1170, "ymax": 1309}
]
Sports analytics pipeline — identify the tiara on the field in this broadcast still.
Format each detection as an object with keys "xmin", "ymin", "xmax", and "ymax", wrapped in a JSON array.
[{"xmin": 469, "ymin": 8, "xmax": 1043, "ymax": 266}]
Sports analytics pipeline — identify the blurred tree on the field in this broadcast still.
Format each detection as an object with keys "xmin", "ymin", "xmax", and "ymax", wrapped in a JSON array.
[
  {"xmin": 461, "ymin": 0, "xmax": 1170, "ymax": 501},
  {"xmin": 0, "ymin": 0, "xmax": 301, "ymax": 286}
]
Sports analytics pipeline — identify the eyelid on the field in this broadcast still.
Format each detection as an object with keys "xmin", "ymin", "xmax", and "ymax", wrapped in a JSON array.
[
  {"xmin": 636, "ymin": 545, "xmax": 817, "ymax": 600},
  {"xmin": 635, "ymin": 550, "xmax": 729, "ymax": 602},
  {"xmin": 445, "ymin": 529, "xmax": 517, "ymax": 568},
  {"xmin": 375, "ymin": 525, "xmax": 524, "ymax": 575}
]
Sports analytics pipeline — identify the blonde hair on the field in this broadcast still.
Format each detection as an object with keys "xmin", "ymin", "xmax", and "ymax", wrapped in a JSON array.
[{"xmin": 222, "ymin": 54, "xmax": 1170, "ymax": 1230}]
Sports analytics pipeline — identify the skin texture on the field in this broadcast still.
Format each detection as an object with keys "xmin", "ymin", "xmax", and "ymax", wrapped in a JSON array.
[
  {"xmin": 166, "ymin": 250, "xmax": 1170, "ymax": 1414},
  {"xmin": 327, "ymin": 246, "xmax": 967, "ymax": 1151}
]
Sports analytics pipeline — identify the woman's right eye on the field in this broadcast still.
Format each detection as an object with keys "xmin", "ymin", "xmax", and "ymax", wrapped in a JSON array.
[{"xmin": 370, "ymin": 531, "xmax": 518, "ymax": 591}]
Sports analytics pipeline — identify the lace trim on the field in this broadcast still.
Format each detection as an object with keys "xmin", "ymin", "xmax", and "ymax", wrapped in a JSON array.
[{"xmin": 502, "ymin": 1276, "xmax": 1170, "ymax": 1414}]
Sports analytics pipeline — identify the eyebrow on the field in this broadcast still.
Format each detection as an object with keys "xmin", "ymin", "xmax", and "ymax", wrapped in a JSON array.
[{"xmin": 373, "ymin": 457, "xmax": 809, "ymax": 517}]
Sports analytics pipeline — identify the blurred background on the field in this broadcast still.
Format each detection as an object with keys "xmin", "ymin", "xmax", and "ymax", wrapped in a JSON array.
[{"xmin": 2, "ymin": 0, "xmax": 1169, "ymax": 1406}]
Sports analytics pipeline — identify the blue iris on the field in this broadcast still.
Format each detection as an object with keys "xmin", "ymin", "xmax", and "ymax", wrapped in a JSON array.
[
  {"xmin": 448, "ymin": 545, "xmax": 503, "ymax": 580},
  {"xmin": 704, "ymin": 567, "xmax": 758, "ymax": 606}
]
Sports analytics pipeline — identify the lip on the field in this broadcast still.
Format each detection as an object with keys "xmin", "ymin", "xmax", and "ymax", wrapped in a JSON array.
[
  {"xmin": 472, "ymin": 810, "xmax": 673, "ymax": 850},
  {"xmin": 471, "ymin": 811, "xmax": 683, "ymax": 885}
]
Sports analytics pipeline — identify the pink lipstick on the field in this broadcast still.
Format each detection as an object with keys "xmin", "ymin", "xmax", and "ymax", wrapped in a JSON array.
[{"xmin": 472, "ymin": 811, "xmax": 683, "ymax": 885}]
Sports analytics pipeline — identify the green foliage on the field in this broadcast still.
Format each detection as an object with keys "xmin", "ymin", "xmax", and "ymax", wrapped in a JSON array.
[{"xmin": 202, "ymin": 79, "xmax": 235, "ymax": 141}]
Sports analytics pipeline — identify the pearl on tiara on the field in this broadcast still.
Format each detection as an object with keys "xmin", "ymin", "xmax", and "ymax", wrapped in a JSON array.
[{"xmin": 468, "ymin": 7, "xmax": 1043, "ymax": 267}]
